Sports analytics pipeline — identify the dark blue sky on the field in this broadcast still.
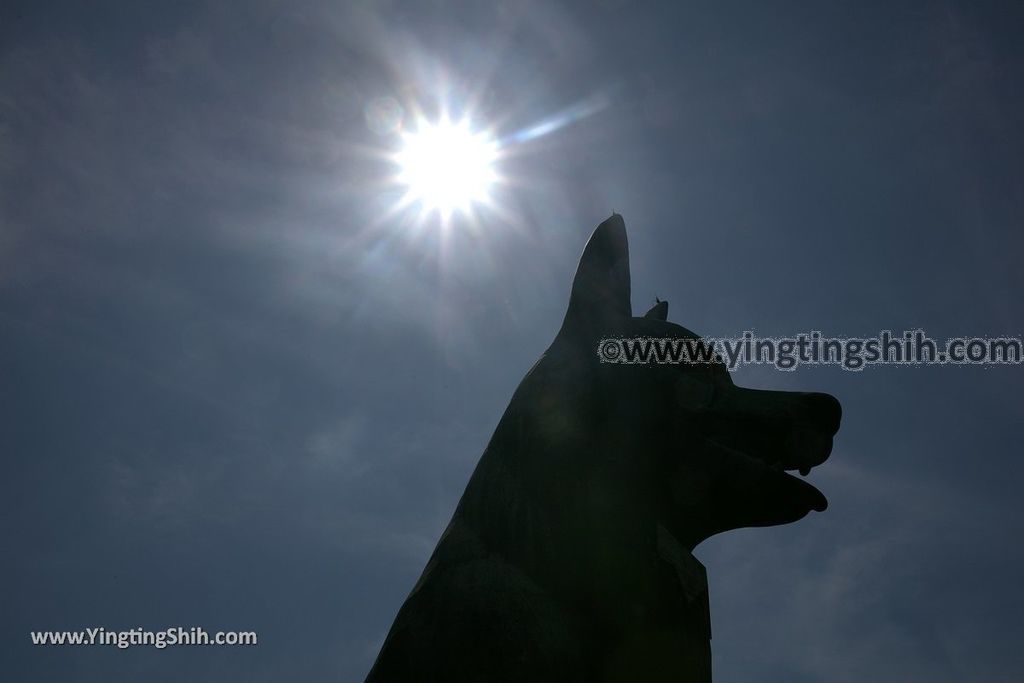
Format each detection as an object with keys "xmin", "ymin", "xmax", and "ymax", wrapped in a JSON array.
[{"xmin": 2, "ymin": 1, "xmax": 1022, "ymax": 681}]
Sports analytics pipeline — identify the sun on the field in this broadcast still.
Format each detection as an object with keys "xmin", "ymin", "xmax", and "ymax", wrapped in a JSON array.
[{"xmin": 395, "ymin": 116, "xmax": 499, "ymax": 218}]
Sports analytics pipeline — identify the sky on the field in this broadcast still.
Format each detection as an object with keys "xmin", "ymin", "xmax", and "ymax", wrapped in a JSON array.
[{"xmin": 2, "ymin": 1, "xmax": 1023, "ymax": 681}]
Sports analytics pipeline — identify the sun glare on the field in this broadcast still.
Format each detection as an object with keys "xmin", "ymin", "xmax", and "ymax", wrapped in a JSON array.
[{"xmin": 395, "ymin": 117, "xmax": 498, "ymax": 218}]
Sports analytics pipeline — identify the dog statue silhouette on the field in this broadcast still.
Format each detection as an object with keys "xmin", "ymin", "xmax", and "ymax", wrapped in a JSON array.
[{"xmin": 365, "ymin": 214, "xmax": 842, "ymax": 683}]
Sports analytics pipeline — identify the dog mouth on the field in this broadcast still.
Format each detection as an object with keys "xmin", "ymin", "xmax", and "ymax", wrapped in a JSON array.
[
  {"xmin": 771, "ymin": 427, "xmax": 832, "ymax": 512},
  {"xmin": 684, "ymin": 389, "xmax": 840, "ymax": 521},
  {"xmin": 705, "ymin": 427, "xmax": 833, "ymax": 515},
  {"xmin": 765, "ymin": 456, "xmax": 829, "ymax": 513}
]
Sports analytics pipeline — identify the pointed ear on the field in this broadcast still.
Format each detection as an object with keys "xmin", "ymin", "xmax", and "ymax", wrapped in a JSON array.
[
  {"xmin": 643, "ymin": 299, "xmax": 668, "ymax": 320},
  {"xmin": 561, "ymin": 213, "xmax": 631, "ymax": 333}
]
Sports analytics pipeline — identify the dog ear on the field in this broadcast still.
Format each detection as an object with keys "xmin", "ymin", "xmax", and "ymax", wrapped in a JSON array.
[
  {"xmin": 561, "ymin": 213, "xmax": 632, "ymax": 334},
  {"xmin": 643, "ymin": 299, "xmax": 668, "ymax": 320}
]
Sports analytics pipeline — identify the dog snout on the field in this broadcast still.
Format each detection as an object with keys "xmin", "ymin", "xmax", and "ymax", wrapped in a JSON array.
[{"xmin": 801, "ymin": 392, "xmax": 842, "ymax": 436}]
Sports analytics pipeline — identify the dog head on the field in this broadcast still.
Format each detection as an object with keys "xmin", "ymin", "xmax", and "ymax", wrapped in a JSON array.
[
  {"xmin": 520, "ymin": 214, "xmax": 841, "ymax": 552},
  {"xmin": 363, "ymin": 215, "xmax": 842, "ymax": 682}
]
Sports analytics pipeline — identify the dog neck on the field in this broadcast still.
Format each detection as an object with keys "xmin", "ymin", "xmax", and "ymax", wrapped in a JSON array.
[{"xmin": 656, "ymin": 524, "xmax": 710, "ymax": 610}]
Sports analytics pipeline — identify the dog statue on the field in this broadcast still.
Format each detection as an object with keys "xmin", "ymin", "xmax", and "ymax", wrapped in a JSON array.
[{"xmin": 365, "ymin": 214, "xmax": 841, "ymax": 682}]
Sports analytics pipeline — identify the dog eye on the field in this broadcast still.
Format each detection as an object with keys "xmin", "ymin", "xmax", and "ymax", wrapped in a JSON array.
[{"xmin": 675, "ymin": 372, "xmax": 715, "ymax": 409}]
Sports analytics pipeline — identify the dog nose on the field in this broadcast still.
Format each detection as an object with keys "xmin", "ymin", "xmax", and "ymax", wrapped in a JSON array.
[{"xmin": 802, "ymin": 392, "xmax": 842, "ymax": 435}]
